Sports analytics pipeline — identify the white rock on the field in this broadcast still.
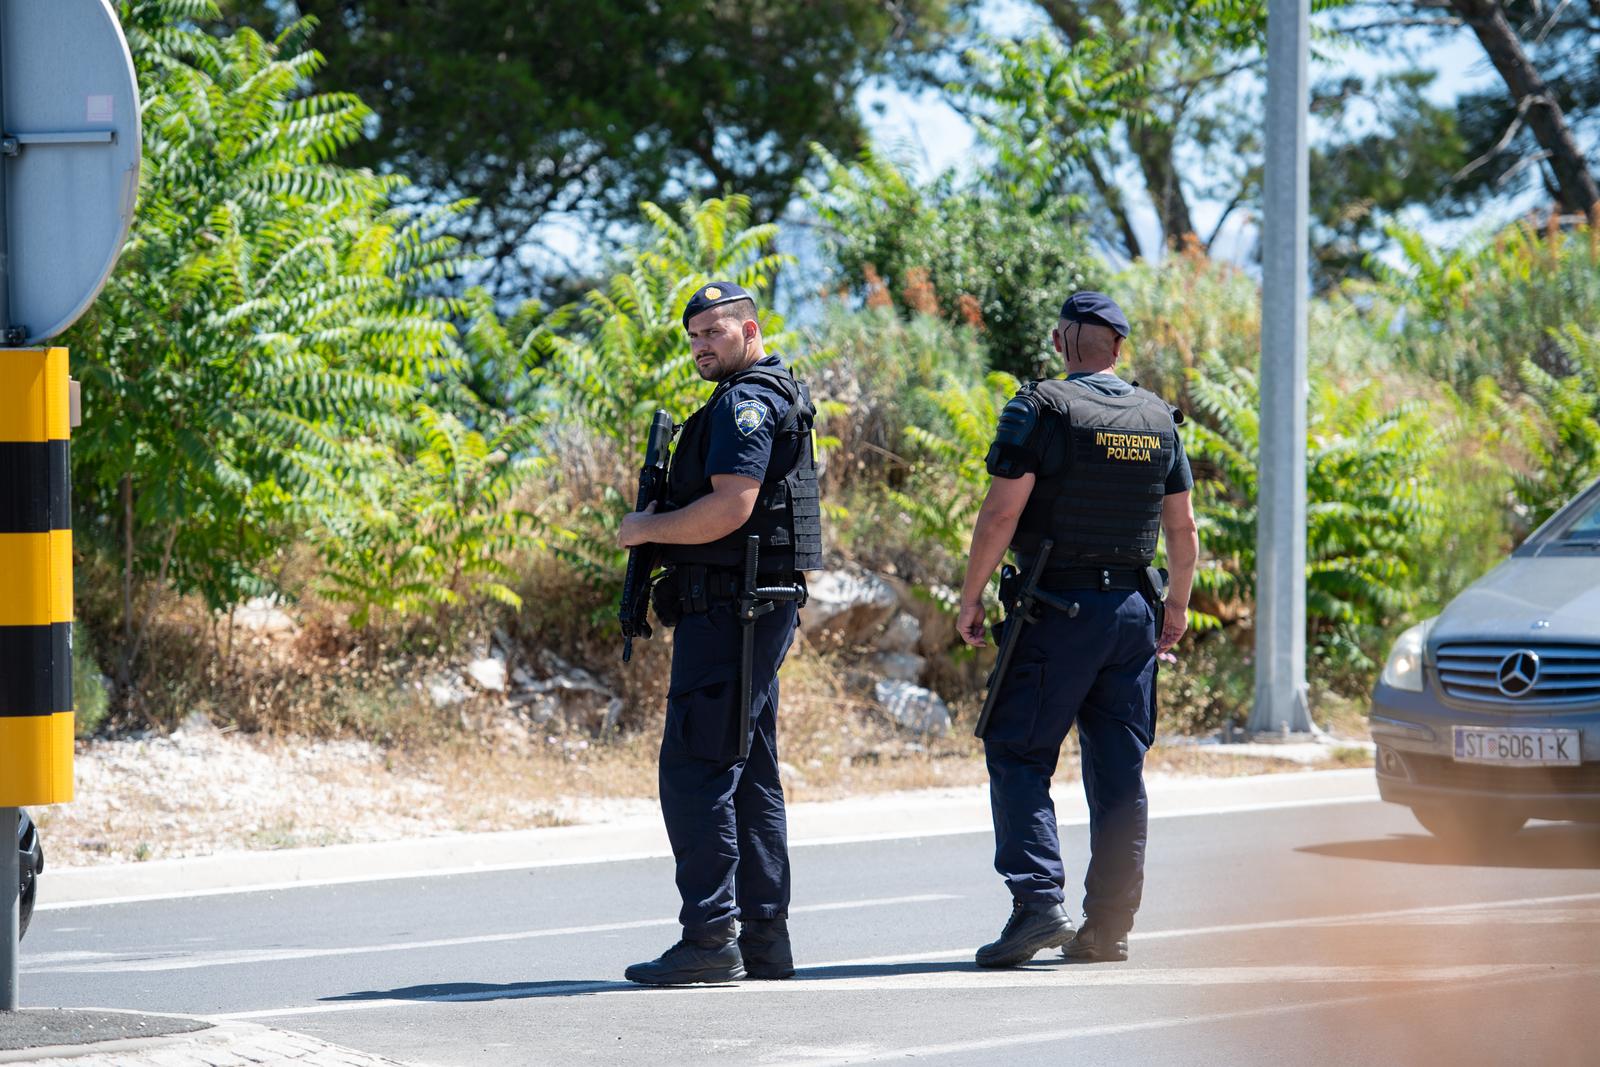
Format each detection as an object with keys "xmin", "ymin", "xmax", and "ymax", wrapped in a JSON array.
[
  {"xmin": 232, "ymin": 597, "xmax": 296, "ymax": 635},
  {"xmin": 803, "ymin": 569, "xmax": 899, "ymax": 647},
  {"xmin": 174, "ymin": 710, "xmax": 215, "ymax": 737},
  {"xmin": 877, "ymin": 613, "xmax": 923, "ymax": 653},
  {"xmin": 510, "ymin": 659, "xmax": 624, "ymax": 735},
  {"xmin": 870, "ymin": 651, "xmax": 926, "ymax": 684},
  {"xmin": 426, "ymin": 672, "xmax": 472, "ymax": 708},
  {"xmin": 874, "ymin": 680, "xmax": 952, "ymax": 736},
  {"xmin": 465, "ymin": 657, "xmax": 507, "ymax": 692}
]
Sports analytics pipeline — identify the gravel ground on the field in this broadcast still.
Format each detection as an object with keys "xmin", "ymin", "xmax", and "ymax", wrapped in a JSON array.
[{"xmin": 34, "ymin": 718, "xmax": 657, "ymax": 867}]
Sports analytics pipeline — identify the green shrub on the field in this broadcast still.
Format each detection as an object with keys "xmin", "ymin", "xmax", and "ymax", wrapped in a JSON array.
[
  {"xmin": 73, "ymin": 627, "xmax": 111, "ymax": 739},
  {"xmin": 1371, "ymin": 215, "xmax": 1600, "ymax": 394},
  {"xmin": 803, "ymin": 146, "xmax": 1102, "ymax": 380},
  {"xmin": 1185, "ymin": 355, "xmax": 1446, "ymax": 672}
]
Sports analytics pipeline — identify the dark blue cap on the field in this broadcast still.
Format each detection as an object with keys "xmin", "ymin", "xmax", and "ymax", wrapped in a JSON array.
[
  {"xmin": 682, "ymin": 281, "xmax": 755, "ymax": 327},
  {"xmin": 1059, "ymin": 291, "xmax": 1130, "ymax": 337}
]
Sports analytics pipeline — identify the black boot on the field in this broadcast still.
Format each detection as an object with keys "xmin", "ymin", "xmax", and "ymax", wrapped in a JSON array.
[
  {"xmin": 1062, "ymin": 921, "xmax": 1129, "ymax": 962},
  {"xmin": 738, "ymin": 917, "xmax": 795, "ymax": 980},
  {"xmin": 975, "ymin": 901, "xmax": 1075, "ymax": 968},
  {"xmin": 624, "ymin": 922, "xmax": 745, "ymax": 986}
]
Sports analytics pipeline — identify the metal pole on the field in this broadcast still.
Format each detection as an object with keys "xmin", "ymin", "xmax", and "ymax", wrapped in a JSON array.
[
  {"xmin": 1250, "ymin": 0, "xmax": 1314, "ymax": 736},
  {"xmin": 0, "ymin": 0, "xmax": 13, "ymax": 340},
  {"xmin": 2, "ymin": 807, "xmax": 18, "ymax": 1011}
]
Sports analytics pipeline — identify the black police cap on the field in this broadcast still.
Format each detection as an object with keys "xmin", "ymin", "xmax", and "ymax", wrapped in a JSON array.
[
  {"xmin": 682, "ymin": 281, "xmax": 755, "ymax": 327},
  {"xmin": 1059, "ymin": 291, "xmax": 1130, "ymax": 337}
]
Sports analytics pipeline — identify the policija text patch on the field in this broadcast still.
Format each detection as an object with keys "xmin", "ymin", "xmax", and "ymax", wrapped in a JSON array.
[{"xmin": 1095, "ymin": 430, "xmax": 1162, "ymax": 463}]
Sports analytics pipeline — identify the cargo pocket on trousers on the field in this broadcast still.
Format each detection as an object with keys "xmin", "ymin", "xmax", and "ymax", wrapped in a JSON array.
[
  {"xmin": 983, "ymin": 661, "xmax": 1044, "ymax": 748},
  {"xmin": 666, "ymin": 665, "xmax": 741, "ymax": 764}
]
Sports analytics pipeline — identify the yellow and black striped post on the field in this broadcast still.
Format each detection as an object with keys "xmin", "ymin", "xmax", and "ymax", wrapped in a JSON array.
[{"xmin": 0, "ymin": 347, "xmax": 74, "ymax": 807}]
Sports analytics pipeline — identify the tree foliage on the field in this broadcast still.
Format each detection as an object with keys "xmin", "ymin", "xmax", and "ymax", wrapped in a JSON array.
[
  {"xmin": 803, "ymin": 146, "xmax": 1101, "ymax": 379},
  {"xmin": 73, "ymin": 6, "xmax": 551, "ymax": 677},
  {"xmin": 1183, "ymin": 357, "xmax": 1446, "ymax": 650},
  {"xmin": 225, "ymin": 0, "xmax": 970, "ymax": 292},
  {"xmin": 1370, "ymin": 213, "xmax": 1600, "ymax": 394}
]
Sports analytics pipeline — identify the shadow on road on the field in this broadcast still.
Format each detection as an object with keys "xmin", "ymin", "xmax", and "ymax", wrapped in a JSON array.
[
  {"xmin": 1299, "ymin": 824, "xmax": 1600, "ymax": 870},
  {"xmin": 323, "ymin": 980, "xmax": 640, "ymax": 1004},
  {"xmin": 792, "ymin": 961, "xmax": 980, "ymax": 981},
  {"xmin": 322, "ymin": 961, "xmax": 1031, "ymax": 1003}
]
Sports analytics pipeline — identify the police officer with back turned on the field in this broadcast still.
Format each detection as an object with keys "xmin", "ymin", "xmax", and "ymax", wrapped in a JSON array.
[
  {"xmin": 617, "ymin": 281, "xmax": 823, "ymax": 985},
  {"xmin": 957, "ymin": 291, "xmax": 1198, "ymax": 967}
]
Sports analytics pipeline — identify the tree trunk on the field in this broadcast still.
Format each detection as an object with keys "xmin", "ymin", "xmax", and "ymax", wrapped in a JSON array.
[
  {"xmin": 1038, "ymin": 0, "xmax": 1197, "ymax": 249},
  {"xmin": 1084, "ymin": 152, "xmax": 1143, "ymax": 260},
  {"xmin": 117, "ymin": 473, "xmax": 134, "ymax": 694},
  {"xmin": 1128, "ymin": 120, "xmax": 1197, "ymax": 248},
  {"xmin": 1450, "ymin": 0, "xmax": 1600, "ymax": 214}
]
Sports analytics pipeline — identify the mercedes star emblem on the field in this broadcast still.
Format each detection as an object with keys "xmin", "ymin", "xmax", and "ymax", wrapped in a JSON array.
[{"xmin": 1496, "ymin": 650, "xmax": 1541, "ymax": 697}]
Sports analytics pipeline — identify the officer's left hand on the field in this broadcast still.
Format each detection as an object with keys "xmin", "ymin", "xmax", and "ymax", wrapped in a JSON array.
[
  {"xmin": 957, "ymin": 600, "xmax": 987, "ymax": 647},
  {"xmin": 1156, "ymin": 606, "xmax": 1188, "ymax": 654},
  {"xmin": 618, "ymin": 502, "xmax": 658, "ymax": 549}
]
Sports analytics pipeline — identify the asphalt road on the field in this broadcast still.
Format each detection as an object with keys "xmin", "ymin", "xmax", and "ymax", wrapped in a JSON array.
[{"xmin": 18, "ymin": 797, "xmax": 1600, "ymax": 1066}]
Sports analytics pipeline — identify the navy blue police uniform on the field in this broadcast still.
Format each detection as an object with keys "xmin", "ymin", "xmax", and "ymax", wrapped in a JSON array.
[
  {"xmin": 980, "ymin": 292, "xmax": 1192, "ymax": 963},
  {"xmin": 625, "ymin": 282, "xmax": 823, "ymax": 986}
]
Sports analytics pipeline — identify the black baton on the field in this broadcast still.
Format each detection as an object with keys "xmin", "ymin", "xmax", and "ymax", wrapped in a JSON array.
[
  {"xmin": 738, "ymin": 537, "xmax": 763, "ymax": 760},
  {"xmin": 974, "ymin": 539, "xmax": 1056, "ymax": 739},
  {"xmin": 736, "ymin": 535, "xmax": 806, "ymax": 760}
]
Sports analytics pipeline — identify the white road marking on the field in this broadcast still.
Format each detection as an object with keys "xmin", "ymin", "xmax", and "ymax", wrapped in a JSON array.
[
  {"xmin": 762, "ymin": 965, "xmax": 1600, "ymax": 1066},
  {"xmin": 797, "ymin": 889, "xmax": 1600, "ymax": 971},
  {"xmin": 23, "ymin": 894, "xmax": 960, "ymax": 975},
  {"xmin": 36, "ymin": 792, "xmax": 1379, "ymax": 911},
  {"xmin": 206, "ymin": 890, "xmax": 1600, "ymax": 1021}
]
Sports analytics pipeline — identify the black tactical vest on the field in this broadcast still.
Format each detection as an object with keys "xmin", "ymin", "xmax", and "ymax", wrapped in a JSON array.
[
  {"xmin": 662, "ymin": 361, "xmax": 823, "ymax": 573},
  {"xmin": 1012, "ymin": 377, "xmax": 1177, "ymax": 571}
]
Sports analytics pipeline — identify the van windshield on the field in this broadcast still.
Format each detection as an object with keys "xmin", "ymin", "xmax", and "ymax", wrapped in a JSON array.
[{"xmin": 1552, "ymin": 495, "xmax": 1600, "ymax": 545}]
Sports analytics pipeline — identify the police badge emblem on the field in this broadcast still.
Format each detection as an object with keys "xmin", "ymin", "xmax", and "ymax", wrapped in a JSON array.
[{"xmin": 734, "ymin": 399, "xmax": 767, "ymax": 436}]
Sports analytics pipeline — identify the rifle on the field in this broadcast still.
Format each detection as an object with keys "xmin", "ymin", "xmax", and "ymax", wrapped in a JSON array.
[
  {"xmin": 974, "ymin": 539, "xmax": 1080, "ymax": 739},
  {"xmin": 737, "ymin": 536, "xmax": 807, "ymax": 759},
  {"xmin": 618, "ymin": 410, "xmax": 676, "ymax": 662}
]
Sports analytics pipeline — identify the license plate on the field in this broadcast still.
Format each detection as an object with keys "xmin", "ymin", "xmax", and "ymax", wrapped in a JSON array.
[{"xmin": 1453, "ymin": 726, "xmax": 1581, "ymax": 767}]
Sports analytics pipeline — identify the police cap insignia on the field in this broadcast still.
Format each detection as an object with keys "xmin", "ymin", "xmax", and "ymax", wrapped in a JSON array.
[
  {"xmin": 734, "ymin": 398, "xmax": 767, "ymax": 437},
  {"xmin": 1059, "ymin": 290, "xmax": 1131, "ymax": 338},
  {"xmin": 683, "ymin": 280, "xmax": 754, "ymax": 327}
]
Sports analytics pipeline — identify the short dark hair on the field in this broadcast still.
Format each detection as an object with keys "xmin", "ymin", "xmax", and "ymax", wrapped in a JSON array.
[{"xmin": 716, "ymin": 298, "xmax": 759, "ymax": 326}]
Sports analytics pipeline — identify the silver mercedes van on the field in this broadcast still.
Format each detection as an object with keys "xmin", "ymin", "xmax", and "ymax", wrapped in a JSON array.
[{"xmin": 1370, "ymin": 475, "xmax": 1600, "ymax": 845}]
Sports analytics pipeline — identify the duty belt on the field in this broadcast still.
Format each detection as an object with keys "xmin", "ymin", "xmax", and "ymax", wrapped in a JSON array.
[
  {"xmin": 1041, "ymin": 567, "xmax": 1144, "ymax": 593},
  {"xmin": 663, "ymin": 564, "xmax": 805, "ymax": 617}
]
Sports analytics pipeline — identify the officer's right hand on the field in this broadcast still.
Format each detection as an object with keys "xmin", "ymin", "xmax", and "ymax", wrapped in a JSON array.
[{"xmin": 957, "ymin": 601, "xmax": 987, "ymax": 647}]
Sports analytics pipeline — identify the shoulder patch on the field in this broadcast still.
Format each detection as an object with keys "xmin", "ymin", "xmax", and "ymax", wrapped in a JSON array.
[{"xmin": 733, "ymin": 398, "xmax": 768, "ymax": 437}]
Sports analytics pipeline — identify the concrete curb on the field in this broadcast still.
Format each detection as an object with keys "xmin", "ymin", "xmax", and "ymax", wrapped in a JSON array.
[{"xmin": 38, "ymin": 769, "xmax": 1381, "ymax": 910}]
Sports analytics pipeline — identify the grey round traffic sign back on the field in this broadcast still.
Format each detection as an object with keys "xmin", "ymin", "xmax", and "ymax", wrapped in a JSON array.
[{"xmin": 0, "ymin": 0, "xmax": 140, "ymax": 345}]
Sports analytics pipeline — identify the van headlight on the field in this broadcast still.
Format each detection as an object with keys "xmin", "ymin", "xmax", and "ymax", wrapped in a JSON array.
[{"xmin": 1379, "ymin": 619, "xmax": 1435, "ymax": 693}]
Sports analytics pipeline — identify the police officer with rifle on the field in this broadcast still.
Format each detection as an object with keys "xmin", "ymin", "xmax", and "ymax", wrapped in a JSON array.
[
  {"xmin": 956, "ymin": 292, "xmax": 1198, "ymax": 968},
  {"xmin": 617, "ymin": 281, "xmax": 821, "ymax": 985}
]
